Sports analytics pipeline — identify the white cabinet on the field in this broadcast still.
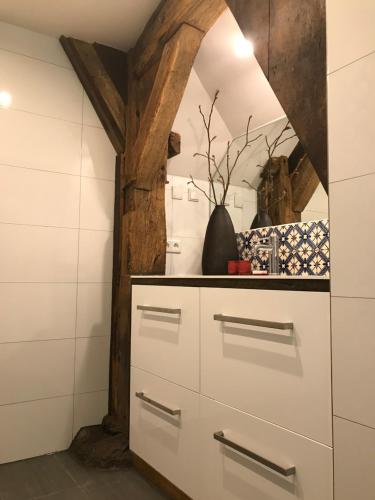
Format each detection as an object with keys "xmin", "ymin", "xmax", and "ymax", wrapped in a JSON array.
[
  {"xmin": 200, "ymin": 288, "xmax": 332, "ymax": 445},
  {"xmin": 130, "ymin": 366, "xmax": 200, "ymax": 499},
  {"xmin": 334, "ymin": 416, "xmax": 375, "ymax": 500},
  {"xmin": 199, "ymin": 396, "xmax": 333, "ymax": 500},
  {"xmin": 131, "ymin": 285, "xmax": 200, "ymax": 391},
  {"xmin": 130, "ymin": 283, "xmax": 332, "ymax": 499}
]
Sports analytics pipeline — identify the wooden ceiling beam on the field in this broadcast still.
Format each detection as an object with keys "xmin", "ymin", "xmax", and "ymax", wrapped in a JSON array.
[
  {"xmin": 133, "ymin": 0, "xmax": 226, "ymax": 78},
  {"xmin": 131, "ymin": 23, "xmax": 205, "ymax": 190},
  {"xmin": 60, "ymin": 36, "xmax": 126, "ymax": 154}
]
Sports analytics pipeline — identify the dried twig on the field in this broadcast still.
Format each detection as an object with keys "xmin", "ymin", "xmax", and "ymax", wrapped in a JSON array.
[{"xmin": 189, "ymin": 91, "xmax": 261, "ymax": 206}]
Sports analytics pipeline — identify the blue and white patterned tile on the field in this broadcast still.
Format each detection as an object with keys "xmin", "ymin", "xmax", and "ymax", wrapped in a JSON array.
[{"xmin": 236, "ymin": 219, "xmax": 330, "ymax": 277}]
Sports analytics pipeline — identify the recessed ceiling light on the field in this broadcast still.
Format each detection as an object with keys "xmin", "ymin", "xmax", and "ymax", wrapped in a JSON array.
[
  {"xmin": 0, "ymin": 90, "xmax": 12, "ymax": 108},
  {"xmin": 233, "ymin": 37, "xmax": 254, "ymax": 58}
]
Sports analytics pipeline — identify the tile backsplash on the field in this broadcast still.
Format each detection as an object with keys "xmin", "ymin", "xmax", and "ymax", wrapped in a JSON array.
[{"xmin": 237, "ymin": 219, "xmax": 330, "ymax": 277}]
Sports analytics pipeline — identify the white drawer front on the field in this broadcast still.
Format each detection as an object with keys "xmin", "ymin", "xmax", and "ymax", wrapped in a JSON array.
[
  {"xmin": 130, "ymin": 366, "xmax": 199, "ymax": 499},
  {"xmin": 199, "ymin": 396, "xmax": 333, "ymax": 500},
  {"xmin": 131, "ymin": 285, "xmax": 199, "ymax": 390},
  {"xmin": 200, "ymin": 288, "xmax": 332, "ymax": 445}
]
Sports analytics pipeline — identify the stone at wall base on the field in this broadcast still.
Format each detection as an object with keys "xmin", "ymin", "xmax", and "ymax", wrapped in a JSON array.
[{"xmin": 70, "ymin": 423, "xmax": 131, "ymax": 469}]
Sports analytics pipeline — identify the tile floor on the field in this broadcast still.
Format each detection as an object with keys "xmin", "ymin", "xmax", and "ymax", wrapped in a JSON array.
[{"xmin": 0, "ymin": 451, "xmax": 168, "ymax": 500}]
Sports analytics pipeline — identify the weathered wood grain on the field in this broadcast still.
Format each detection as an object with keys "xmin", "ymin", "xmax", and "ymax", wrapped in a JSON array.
[
  {"xmin": 60, "ymin": 36, "xmax": 126, "ymax": 154},
  {"xmin": 225, "ymin": 0, "xmax": 270, "ymax": 76},
  {"xmin": 133, "ymin": 0, "xmax": 227, "ymax": 78},
  {"xmin": 133, "ymin": 23, "xmax": 204, "ymax": 190},
  {"xmin": 291, "ymin": 154, "xmax": 320, "ymax": 213},
  {"xmin": 226, "ymin": 0, "xmax": 328, "ymax": 192}
]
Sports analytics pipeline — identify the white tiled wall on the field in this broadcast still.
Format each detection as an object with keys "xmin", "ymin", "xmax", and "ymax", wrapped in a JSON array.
[
  {"xmin": 0, "ymin": 22, "xmax": 115, "ymax": 463},
  {"xmin": 327, "ymin": 2, "xmax": 375, "ymax": 496}
]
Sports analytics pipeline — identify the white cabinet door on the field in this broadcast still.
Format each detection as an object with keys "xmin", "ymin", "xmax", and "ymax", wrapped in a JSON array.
[
  {"xmin": 200, "ymin": 288, "xmax": 332, "ymax": 445},
  {"xmin": 131, "ymin": 285, "xmax": 199, "ymax": 391},
  {"xmin": 199, "ymin": 396, "xmax": 333, "ymax": 500},
  {"xmin": 130, "ymin": 366, "xmax": 200, "ymax": 499},
  {"xmin": 334, "ymin": 416, "xmax": 375, "ymax": 500}
]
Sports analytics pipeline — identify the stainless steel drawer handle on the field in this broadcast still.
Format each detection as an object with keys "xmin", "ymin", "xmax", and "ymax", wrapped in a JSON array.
[
  {"xmin": 213, "ymin": 431, "xmax": 296, "ymax": 477},
  {"xmin": 213, "ymin": 314, "xmax": 293, "ymax": 331},
  {"xmin": 137, "ymin": 305, "xmax": 181, "ymax": 315},
  {"xmin": 135, "ymin": 392, "xmax": 181, "ymax": 416}
]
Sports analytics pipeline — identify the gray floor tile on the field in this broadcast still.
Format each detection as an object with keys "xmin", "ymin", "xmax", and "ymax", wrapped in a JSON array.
[
  {"xmin": 82, "ymin": 468, "xmax": 168, "ymax": 500},
  {"xmin": 32, "ymin": 487, "xmax": 88, "ymax": 500},
  {"xmin": 54, "ymin": 451, "xmax": 126, "ymax": 487},
  {"xmin": 0, "ymin": 454, "xmax": 75, "ymax": 500}
]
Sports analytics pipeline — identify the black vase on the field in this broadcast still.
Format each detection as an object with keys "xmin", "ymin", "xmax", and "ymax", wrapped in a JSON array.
[
  {"xmin": 202, "ymin": 205, "xmax": 239, "ymax": 275},
  {"xmin": 250, "ymin": 210, "xmax": 273, "ymax": 229}
]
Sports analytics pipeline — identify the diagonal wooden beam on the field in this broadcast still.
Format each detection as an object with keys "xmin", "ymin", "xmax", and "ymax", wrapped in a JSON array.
[
  {"xmin": 291, "ymin": 154, "xmax": 320, "ymax": 212},
  {"xmin": 226, "ymin": 0, "xmax": 328, "ymax": 193},
  {"xmin": 131, "ymin": 23, "xmax": 205, "ymax": 191},
  {"xmin": 133, "ymin": 0, "xmax": 226, "ymax": 78},
  {"xmin": 60, "ymin": 36, "xmax": 126, "ymax": 154}
]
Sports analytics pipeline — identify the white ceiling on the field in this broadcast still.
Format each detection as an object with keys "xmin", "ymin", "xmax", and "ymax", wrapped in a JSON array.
[
  {"xmin": 194, "ymin": 9, "xmax": 284, "ymax": 138},
  {"xmin": 0, "ymin": 0, "xmax": 159, "ymax": 50}
]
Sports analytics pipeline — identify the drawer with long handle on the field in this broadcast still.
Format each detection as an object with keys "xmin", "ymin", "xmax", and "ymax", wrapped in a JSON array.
[
  {"xmin": 200, "ymin": 287, "xmax": 332, "ymax": 445},
  {"xmin": 131, "ymin": 285, "xmax": 200, "ymax": 391},
  {"xmin": 130, "ymin": 366, "xmax": 199, "ymax": 499},
  {"xmin": 199, "ymin": 395, "xmax": 333, "ymax": 500}
]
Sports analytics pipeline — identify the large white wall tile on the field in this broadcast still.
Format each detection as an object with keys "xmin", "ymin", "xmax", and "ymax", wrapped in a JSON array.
[
  {"xmin": 80, "ymin": 177, "xmax": 115, "ymax": 231},
  {"xmin": 0, "ymin": 224, "xmax": 78, "ymax": 282},
  {"xmin": 76, "ymin": 284, "xmax": 112, "ymax": 338},
  {"xmin": 0, "ymin": 108, "xmax": 81, "ymax": 175},
  {"xmin": 334, "ymin": 417, "xmax": 375, "ymax": 500},
  {"xmin": 330, "ymin": 174, "xmax": 375, "ymax": 297},
  {"xmin": 0, "ymin": 50, "xmax": 82, "ymax": 122},
  {"xmin": 75, "ymin": 337, "xmax": 110, "ymax": 393},
  {"xmin": 78, "ymin": 230, "xmax": 113, "ymax": 283},
  {"xmin": 81, "ymin": 126, "xmax": 115, "ymax": 180},
  {"xmin": 328, "ymin": 53, "xmax": 375, "ymax": 182},
  {"xmin": 83, "ymin": 93, "xmax": 102, "ymax": 128},
  {"xmin": 332, "ymin": 297, "xmax": 375, "ymax": 428},
  {"xmin": 73, "ymin": 391, "xmax": 108, "ymax": 435},
  {"xmin": 0, "ymin": 396, "xmax": 73, "ymax": 464},
  {"xmin": 327, "ymin": 0, "xmax": 375, "ymax": 73},
  {"xmin": 0, "ymin": 165, "xmax": 80, "ymax": 228},
  {"xmin": 0, "ymin": 284, "xmax": 76, "ymax": 343},
  {"xmin": 0, "ymin": 339, "xmax": 75, "ymax": 405},
  {"xmin": 0, "ymin": 22, "xmax": 71, "ymax": 68}
]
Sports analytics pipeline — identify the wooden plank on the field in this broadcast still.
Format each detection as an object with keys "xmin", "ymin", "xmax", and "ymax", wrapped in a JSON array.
[
  {"xmin": 268, "ymin": 0, "xmax": 327, "ymax": 191},
  {"xmin": 225, "ymin": 0, "xmax": 270, "ymax": 76},
  {"xmin": 94, "ymin": 42, "xmax": 128, "ymax": 104},
  {"xmin": 132, "ymin": 453, "xmax": 192, "ymax": 500},
  {"xmin": 60, "ymin": 36, "xmax": 126, "ymax": 153},
  {"xmin": 132, "ymin": 23, "xmax": 205, "ymax": 190},
  {"xmin": 291, "ymin": 154, "xmax": 321, "ymax": 212},
  {"xmin": 133, "ymin": 0, "xmax": 227, "ymax": 78},
  {"xmin": 226, "ymin": 0, "xmax": 328, "ymax": 192}
]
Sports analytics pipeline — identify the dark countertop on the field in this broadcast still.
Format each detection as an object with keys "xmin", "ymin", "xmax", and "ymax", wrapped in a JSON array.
[{"xmin": 131, "ymin": 275, "xmax": 330, "ymax": 292}]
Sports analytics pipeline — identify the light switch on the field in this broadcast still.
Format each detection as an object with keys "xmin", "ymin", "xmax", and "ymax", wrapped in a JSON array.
[
  {"xmin": 188, "ymin": 188, "xmax": 199, "ymax": 202},
  {"xmin": 172, "ymin": 186, "xmax": 184, "ymax": 200}
]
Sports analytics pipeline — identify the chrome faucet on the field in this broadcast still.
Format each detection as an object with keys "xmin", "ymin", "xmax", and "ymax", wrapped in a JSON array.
[{"xmin": 253, "ymin": 234, "xmax": 280, "ymax": 275}]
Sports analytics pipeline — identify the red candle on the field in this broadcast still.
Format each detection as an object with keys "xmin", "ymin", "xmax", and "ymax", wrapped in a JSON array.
[
  {"xmin": 227, "ymin": 260, "xmax": 239, "ymax": 275},
  {"xmin": 238, "ymin": 260, "xmax": 251, "ymax": 275}
]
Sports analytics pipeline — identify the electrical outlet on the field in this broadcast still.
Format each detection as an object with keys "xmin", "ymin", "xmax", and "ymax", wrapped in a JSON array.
[{"xmin": 166, "ymin": 239, "xmax": 182, "ymax": 254}]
